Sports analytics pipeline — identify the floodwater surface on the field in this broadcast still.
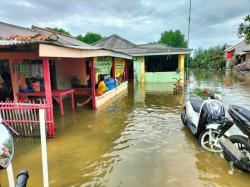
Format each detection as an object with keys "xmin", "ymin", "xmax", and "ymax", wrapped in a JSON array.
[{"xmin": 1, "ymin": 70, "xmax": 250, "ymax": 187}]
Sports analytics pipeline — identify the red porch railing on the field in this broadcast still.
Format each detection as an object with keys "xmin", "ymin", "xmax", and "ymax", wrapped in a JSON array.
[{"xmin": 0, "ymin": 100, "xmax": 54, "ymax": 137}]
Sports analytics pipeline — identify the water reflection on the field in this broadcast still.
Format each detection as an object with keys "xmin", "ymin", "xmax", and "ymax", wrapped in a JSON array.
[{"xmin": 0, "ymin": 70, "xmax": 250, "ymax": 186}]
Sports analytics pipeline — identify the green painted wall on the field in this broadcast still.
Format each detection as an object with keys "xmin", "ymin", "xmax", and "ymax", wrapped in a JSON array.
[
  {"xmin": 133, "ymin": 54, "xmax": 185, "ymax": 83},
  {"xmin": 144, "ymin": 72, "xmax": 181, "ymax": 82}
]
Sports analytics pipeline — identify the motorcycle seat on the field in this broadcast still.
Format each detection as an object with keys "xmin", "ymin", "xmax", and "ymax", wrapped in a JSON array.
[
  {"xmin": 190, "ymin": 96, "xmax": 203, "ymax": 113},
  {"xmin": 238, "ymin": 108, "xmax": 250, "ymax": 124}
]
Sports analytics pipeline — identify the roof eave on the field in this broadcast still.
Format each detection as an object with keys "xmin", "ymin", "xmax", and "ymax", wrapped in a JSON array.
[
  {"xmin": 224, "ymin": 41, "xmax": 245, "ymax": 52},
  {"xmin": 130, "ymin": 51, "xmax": 191, "ymax": 56},
  {"xmin": 39, "ymin": 43, "xmax": 132, "ymax": 59}
]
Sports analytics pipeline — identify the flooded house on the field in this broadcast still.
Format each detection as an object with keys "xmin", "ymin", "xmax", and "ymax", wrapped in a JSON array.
[
  {"xmin": 93, "ymin": 34, "xmax": 192, "ymax": 83},
  {"xmin": 225, "ymin": 41, "xmax": 250, "ymax": 70},
  {"xmin": 0, "ymin": 22, "xmax": 131, "ymax": 137},
  {"xmin": 0, "ymin": 22, "xmax": 191, "ymax": 137}
]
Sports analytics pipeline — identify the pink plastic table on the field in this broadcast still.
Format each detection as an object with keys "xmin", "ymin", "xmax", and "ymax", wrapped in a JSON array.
[{"xmin": 16, "ymin": 89, "xmax": 75, "ymax": 116}]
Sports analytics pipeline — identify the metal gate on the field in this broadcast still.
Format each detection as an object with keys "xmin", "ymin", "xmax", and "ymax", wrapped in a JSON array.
[{"xmin": 0, "ymin": 100, "xmax": 54, "ymax": 137}]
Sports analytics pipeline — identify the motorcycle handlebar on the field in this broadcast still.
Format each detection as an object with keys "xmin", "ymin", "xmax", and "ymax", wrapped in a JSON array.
[
  {"xmin": 16, "ymin": 170, "xmax": 29, "ymax": 187},
  {"xmin": 204, "ymin": 90, "xmax": 221, "ymax": 100}
]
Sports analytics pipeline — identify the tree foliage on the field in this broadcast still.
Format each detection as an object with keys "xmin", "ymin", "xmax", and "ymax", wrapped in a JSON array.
[
  {"xmin": 46, "ymin": 27, "xmax": 71, "ymax": 36},
  {"xmin": 190, "ymin": 45, "xmax": 225, "ymax": 69},
  {"xmin": 159, "ymin": 29, "xmax": 188, "ymax": 48},
  {"xmin": 238, "ymin": 14, "xmax": 250, "ymax": 44},
  {"xmin": 76, "ymin": 32, "xmax": 103, "ymax": 44}
]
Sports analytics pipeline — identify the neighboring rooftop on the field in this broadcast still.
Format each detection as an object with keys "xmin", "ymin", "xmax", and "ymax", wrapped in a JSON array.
[
  {"xmin": 92, "ymin": 34, "xmax": 137, "ymax": 49},
  {"xmin": 93, "ymin": 34, "xmax": 192, "ymax": 56},
  {"xmin": 225, "ymin": 41, "xmax": 250, "ymax": 53}
]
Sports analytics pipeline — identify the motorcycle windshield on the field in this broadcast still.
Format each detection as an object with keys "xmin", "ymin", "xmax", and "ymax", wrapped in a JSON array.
[{"xmin": 207, "ymin": 100, "xmax": 224, "ymax": 120}]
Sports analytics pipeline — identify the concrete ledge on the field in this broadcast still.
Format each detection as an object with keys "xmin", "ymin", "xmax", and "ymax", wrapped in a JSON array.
[{"xmin": 95, "ymin": 81, "xmax": 128, "ymax": 108}]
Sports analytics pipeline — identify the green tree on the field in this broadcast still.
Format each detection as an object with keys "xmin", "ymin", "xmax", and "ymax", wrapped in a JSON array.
[
  {"xmin": 76, "ymin": 32, "xmax": 103, "ymax": 44},
  {"xmin": 46, "ymin": 27, "xmax": 71, "ymax": 36},
  {"xmin": 191, "ymin": 45, "xmax": 225, "ymax": 69},
  {"xmin": 159, "ymin": 29, "xmax": 188, "ymax": 48},
  {"xmin": 238, "ymin": 14, "xmax": 250, "ymax": 44}
]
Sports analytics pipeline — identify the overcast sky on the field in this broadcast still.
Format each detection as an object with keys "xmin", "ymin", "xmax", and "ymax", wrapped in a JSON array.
[{"xmin": 1, "ymin": 0, "xmax": 249, "ymax": 49}]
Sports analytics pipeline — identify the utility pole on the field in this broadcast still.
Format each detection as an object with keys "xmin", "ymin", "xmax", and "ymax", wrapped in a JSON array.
[{"xmin": 187, "ymin": 0, "xmax": 192, "ymax": 80}]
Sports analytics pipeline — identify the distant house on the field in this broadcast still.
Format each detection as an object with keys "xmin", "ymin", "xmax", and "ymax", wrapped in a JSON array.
[
  {"xmin": 224, "ymin": 41, "xmax": 250, "ymax": 70},
  {"xmin": 93, "ymin": 34, "xmax": 192, "ymax": 82}
]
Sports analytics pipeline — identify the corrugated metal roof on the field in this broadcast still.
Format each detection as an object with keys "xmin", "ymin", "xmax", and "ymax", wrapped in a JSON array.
[
  {"xmin": 0, "ymin": 21, "xmax": 37, "ymax": 39},
  {"xmin": 117, "ymin": 47, "xmax": 191, "ymax": 56},
  {"xmin": 93, "ymin": 34, "xmax": 192, "ymax": 56},
  {"xmin": 31, "ymin": 25, "xmax": 96, "ymax": 48},
  {"xmin": 225, "ymin": 41, "xmax": 250, "ymax": 53},
  {"xmin": 93, "ymin": 34, "xmax": 137, "ymax": 49},
  {"xmin": 0, "ymin": 40, "xmax": 41, "ymax": 46},
  {"xmin": 138, "ymin": 43, "xmax": 172, "ymax": 49},
  {"xmin": 0, "ymin": 39, "xmax": 100, "ymax": 50}
]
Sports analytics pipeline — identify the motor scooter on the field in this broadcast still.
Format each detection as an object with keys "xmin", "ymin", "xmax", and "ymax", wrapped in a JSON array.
[
  {"xmin": 219, "ymin": 105, "xmax": 250, "ymax": 172},
  {"xmin": 0, "ymin": 122, "xmax": 29, "ymax": 187},
  {"xmin": 181, "ymin": 91, "xmax": 226, "ymax": 152}
]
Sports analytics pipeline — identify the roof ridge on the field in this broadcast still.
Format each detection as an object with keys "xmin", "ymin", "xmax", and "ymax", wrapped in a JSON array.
[
  {"xmin": 31, "ymin": 25, "xmax": 76, "ymax": 39},
  {"xmin": 224, "ymin": 40, "xmax": 246, "ymax": 52},
  {"xmin": 111, "ymin": 34, "xmax": 137, "ymax": 47},
  {"xmin": 93, "ymin": 34, "xmax": 137, "ymax": 47}
]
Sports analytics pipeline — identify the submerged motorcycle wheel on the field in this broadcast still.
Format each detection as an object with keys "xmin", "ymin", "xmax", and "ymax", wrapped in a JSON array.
[
  {"xmin": 199, "ymin": 129, "xmax": 222, "ymax": 153},
  {"xmin": 224, "ymin": 135, "xmax": 250, "ymax": 162}
]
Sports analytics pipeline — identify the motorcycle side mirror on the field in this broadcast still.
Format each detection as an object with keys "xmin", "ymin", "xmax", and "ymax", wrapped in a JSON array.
[
  {"xmin": 0, "ymin": 122, "xmax": 14, "ymax": 170},
  {"xmin": 203, "ymin": 90, "xmax": 209, "ymax": 96}
]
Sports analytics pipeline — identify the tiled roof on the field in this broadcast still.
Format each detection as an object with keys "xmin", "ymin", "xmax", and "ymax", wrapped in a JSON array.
[{"xmin": 9, "ymin": 34, "xmax": 57, "ymax": 41}]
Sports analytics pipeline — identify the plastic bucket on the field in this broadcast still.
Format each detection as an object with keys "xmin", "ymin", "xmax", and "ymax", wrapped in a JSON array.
[{"xmin": 32, "ymin": 82, "xmax": 40, "ymax": 92}]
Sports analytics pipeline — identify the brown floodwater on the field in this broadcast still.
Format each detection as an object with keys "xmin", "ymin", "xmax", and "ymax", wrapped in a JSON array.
[{"xmin": 1, "ymin": 70, "xmax": 250, "ymax": 187}]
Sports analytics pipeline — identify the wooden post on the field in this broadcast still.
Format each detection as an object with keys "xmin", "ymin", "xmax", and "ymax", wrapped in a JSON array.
[
  {"xmin": 90, "ymin": 57, "xmax": 96, "ymax": 109},
  {"xmin": 112, "ymin": 57, "xmax": 115, "ymax": 78},
  {"xmin": 125, "ymin": 60, "xmax": 129, "ymax": 80},
  {"xmin": 42, "ymin": 58, "xmax": 54, "ymax": 137},
  {"xmin": 8, "ymin": 59, "xmax": 17, "ymax": 101}
]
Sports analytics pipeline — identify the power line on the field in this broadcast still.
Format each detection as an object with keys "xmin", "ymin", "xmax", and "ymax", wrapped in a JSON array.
[
  {"xmin": 186, "ymin": 0, "xmax": 192, "ymax": 81},
  {"xmin": 187, "ymin": 0, "xmax": 192, "ymax": 47}
]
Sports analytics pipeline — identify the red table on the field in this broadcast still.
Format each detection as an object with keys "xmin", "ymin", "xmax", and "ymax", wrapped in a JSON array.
[{"xmin": 16, "ymin": 89, "xmax": 75, "ymax": 116}]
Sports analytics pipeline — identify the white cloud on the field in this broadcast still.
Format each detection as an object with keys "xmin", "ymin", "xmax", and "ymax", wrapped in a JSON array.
[{"xmin": 0, "ymin": 0, "xmax": 249, "ymax": 49}]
